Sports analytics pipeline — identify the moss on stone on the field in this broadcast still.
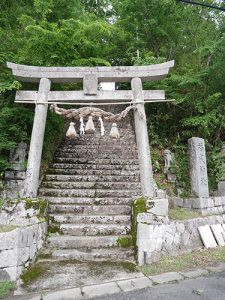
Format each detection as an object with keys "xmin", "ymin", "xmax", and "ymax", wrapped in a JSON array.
[
  {"xmin": 21, "ymin": 262, "xmax": 47, "ymax": 285},
  {"xmin": 0, "ymin": 225, "xmax": 18, "ymax": 233},
  {"xmin": 24, "ymin": 198, "xmax": 48, "ymax": 217},
  {"xmin": 131, "ymin": 197, "xmax": 147, "ymax": 251},
  {"xmin": 117, "ymin": 236, "xmax": 133, "ymax": 248}
]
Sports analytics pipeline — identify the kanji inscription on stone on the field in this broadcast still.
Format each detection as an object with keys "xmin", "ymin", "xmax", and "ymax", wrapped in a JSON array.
[{"xmin": 188, "ymin": 137, "xmax": 209, "ymax": 197}]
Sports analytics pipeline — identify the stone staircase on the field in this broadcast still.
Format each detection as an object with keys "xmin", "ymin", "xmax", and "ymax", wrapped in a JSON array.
[{"xmin": 39, "ymin": 113, "xmax": 141, "ymax": 261}]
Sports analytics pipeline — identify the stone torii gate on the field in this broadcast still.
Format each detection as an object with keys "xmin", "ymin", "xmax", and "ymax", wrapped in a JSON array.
[{"xmin": 7, "ymin": 61, "xmax": 174, "ymax": 198}]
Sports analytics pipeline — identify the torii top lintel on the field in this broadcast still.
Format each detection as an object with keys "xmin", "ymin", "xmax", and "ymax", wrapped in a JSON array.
[{"xmin": 7, "ymin": 60, "xmax": 174, "ymax": 83}]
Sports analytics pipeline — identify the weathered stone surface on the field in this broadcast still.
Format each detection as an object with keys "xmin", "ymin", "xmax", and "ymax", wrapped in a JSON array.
[
  {"xmin": 172, "ymin": 197, "xmax": 183, "ymax": 208},
  {"xmin": 117, "ymin": 277, "xmax": 152, "ymax": 292},
  {"xmin": 52, "ymin": 248, "xmax": 134, "ymax": 261},
  {"xmin": 0, "ymin": 249, "xmax": 17, "ymax": 268},
  {"xmin": 218, "ymin": 181, "xmax": 225, "ymax": 196},
  {"xmin": 60, "ymin": 223, "xmax": 130, "ymax": 236},
  {"xmin": 198, "ymin": 225, "xmax": 217, "ymax": 248},
  {"xmin": 180, "ymin": 268, "xmax": 209, "ymax": 279},
  {"xmin": 210, "ymin": 224, "xmax": 225, "ymax": 246},
  {"xmin": 23, "ymin": 78, "xmax": 51, "ymax": 198},
  {"xmin": 48, "ymin": 235, "xmax": 123, "ymax": 249},
  {"xmin": 188, "ymin": 137, "xmax": 209, "ymax": 198},
  {"xmin": 82, "ymin": 282, "xmax": 121, "ymax": 297},
  {"xmin": 43, "ymin": 287, "xmax": 83, "ymax": 300},
  {"xmin": 149, "ymin": 272, "xmax": 183, "ymax": 284},
  {"xmin": 146, "ymin": 198, "xmax": 168, "ymax": 216},
  {"xmin": 137, "ymin": 215, "xmax": 225, "ymax": 264},
  {"xmin": 132, "ymin": 77, "xmax": 155, "ymax": 197},
  {"xmin": 206, "ymin": 262, "xmax": 225, "ymax": 273},
  {"xmin": 0, "ymin": 269, "xmax": 11, "ymax": 281}
]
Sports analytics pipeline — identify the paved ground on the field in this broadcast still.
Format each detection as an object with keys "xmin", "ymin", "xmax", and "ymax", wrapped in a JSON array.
[
  {"xmin": 94, "ymin": 271, "xmax": 225, "ymax": 300},
  {"xmin": 10, "ymin": 262, "xmax": 225, "ymax": 300}
]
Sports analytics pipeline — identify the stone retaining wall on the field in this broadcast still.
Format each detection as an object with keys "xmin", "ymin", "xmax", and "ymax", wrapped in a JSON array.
[
  {"xmin": 0, "ymin": 222, "xmax": 47, "ymax": 281},
  {"xmin": 172, "ymin": 196, "xmax": 225, "ymax": 216},
  {"xmin": 137, "ymin": 213, "xmax": 225, "ymax": 266}
]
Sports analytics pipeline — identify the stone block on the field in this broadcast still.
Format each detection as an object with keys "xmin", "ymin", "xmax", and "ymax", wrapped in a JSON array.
[
  {"xmin": 183, "ymin": 198, "xmax": 193, "ymax": 209},
  {"xmin": 27, "ymin": 225, "xmax": 39, "ymax": 245},
  {"xmin": 0, "ymin": 249, "xmax": 17, "ymax": 268},
  {"xmin": 29, "ymin": 244, "xmax": 37, "ymax": 260},
  {"xmin": 198, "ymin": 225, "xmax": 217, "ymax": 248},
  {"xmin": 206, "ymin": 262, "xmax": 225, "ymax": 273},
  {"xmin": 192, "ymin": 197, "xmax": 214, "ymax": 209},
  {"xmin": 146, "ymin": 198, "xmax": 168, "ymax": 216},
  {"xmin": 149, "ymin": 272, "xmax": 183, "ymax": 284},
  {"xmin": 2, "ymin": 266, "xmax": 18, "ymax": 281},
  {"xmin": 218, "ymin": 181, "xmax": 225, "ymax": 196},
  {"xmin": 179, "ymin": 268, "xmax": 209, "ymax": 278},
  {"xmin": 0, "ymin": 229, "xmax": 19, "ymax": 251},
  {"xmin": 172, "ymin": 197, "xmax": 183, "ymax": 208},
  {"xmin": 4, "ymin": 171, "xmax": 26, "ymax": 180},
  {"xmin": 18, "ymin": 228, "xmax": 29, "ymax": 248},
  {"xmin": 17, "ymin": 247, "xmax": 30, "ymax": 265},
  {"xmin": 137, "ymin": 223, "xmax": 153, "ymax": 239},
  {"xmin": 210, "ymin": 224, "xmax": 225, "ymax": 246},
  {"xmin": 43, "ymin": 287, "xmax": 83, "ymax": 300},
  {"xmin": 137, "ymin": 213, "xmax": 155, "ymax": 224},
  {"xmin": 156, "ymin": 189, "xmax": 167, "ymax": 198},
  {"xmin": 137, "ymin": 251, "xmax": 145, "ymax": 266},
  {"xmin": 214, "ymin": 197, "xmax": 223, "ymax": 207},
  {"xmin": 221, "ymin": 196, "xmax": 225, "ymax": 206},
  {"xmin": 0, "ymin": 269, "xmax": 11, "ymax": 281},
  {"xmin": 117, "ymin": 277, "xmax": 152, "ymax": 292},
  {"xmin": 82, "ymin": 282, "xmax": 121, "ymax": 298},
  {"xmin": 138, "ymin": 238, "xmax": 156, "ymax": 252},
  {"xmin": 188, "ymin": 137, "xmax": 209, "ymax": 198}
]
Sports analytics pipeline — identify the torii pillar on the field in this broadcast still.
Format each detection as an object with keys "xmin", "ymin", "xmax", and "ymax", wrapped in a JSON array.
[
  {"xmin": 23, "ymin": 78, "xmax": 51, "ymax": 198},
  {"xmin": 132, "ymin": 78, "xmax": 155, "ymax": 197}
]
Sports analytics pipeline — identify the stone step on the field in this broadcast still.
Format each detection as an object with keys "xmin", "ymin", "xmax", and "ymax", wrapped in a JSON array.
[
  {"xmin": 55, "ymin": 152, "xmax": 138, "ymax": 159},
  {"xmin": 47, "ymin": 235, "xmax": 130, "ymax": 249},
  {"xmin": 53, "ymin": 158, "xmax": 139, "ymax": 165},
  {"xmin": 50, "ymin": 163, "xmax": 140, "ymax": 170},
  {"xmin": 57, "ymin": 145, "xmax": 137, "ymax": 152},
  {"xmin": 47, "ymin": 169, "xmax": 140, "ymax": 176},
  {"xmin": 60, "ymin": 223, "xmax": 131, "ymax": 236},
  {"xmin": 47, "ymin": 197, "xmax": 133, "ymax": 206},
  {"xmin": 41, "ymin": 181, "xmax": 141, "ymax": 190},
  {"xmin": 50, "ymin": 214, "xmax": 130, "ymax": 225},
  {"xmin": 48, "ymin": 204, "xmax": 131, "ymax": 215},
  {"xmin": 60, "ymin": 140, "xmax": 137, "ymax": 148},
  {"xmin": 51, "ymin": 248, "xmax": 134, "ymax": 261},
  {"xmin": 44, "ymin": 174, "xmax": 140, "ymax": 182},
  {"xmin": 39, "ymin": 188, "xmax": 140, "ymax": 198}
]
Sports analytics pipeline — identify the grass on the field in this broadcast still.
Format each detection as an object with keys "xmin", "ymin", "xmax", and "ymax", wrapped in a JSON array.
[
  {"xmin": 0, "ymin": 281, "xmax": 15, "ymax": 299},
  {"xmin": 0, "ymin": 225, "xmax": 18, "ymax": 233},
  {"xmin": 140, "ymin": 247, "xmax": 225, "ymax": 276},
  {"xmin": 21, "ymin": 262, "xmax": 48, "ymax": 285},
  {"xmin": 169, "ymin": 207, "xmax": 201, "ymax": 220}
]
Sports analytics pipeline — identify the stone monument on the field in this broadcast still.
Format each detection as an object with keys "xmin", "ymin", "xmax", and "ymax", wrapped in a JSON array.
[
  {"xmin": 4, "ymin": 142, "xmax": 27, "ymax": 199},
  {"xmin": 163, "ymin": 149, "xmax": 176, "ymax": 182},
  {"xmin": 188, "ymin": 137, "xmax": 209, "ymax": 198}
]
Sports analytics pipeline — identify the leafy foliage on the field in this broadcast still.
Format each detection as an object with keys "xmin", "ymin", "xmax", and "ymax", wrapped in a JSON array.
[{"xmin": 0, "ymin": 0, "xmax": 225, "ymax": 193}]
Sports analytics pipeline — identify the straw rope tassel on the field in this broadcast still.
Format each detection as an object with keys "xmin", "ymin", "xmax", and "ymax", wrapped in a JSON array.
[
  {"xmin": 110, "ymin": 123, "xmax": 120, "ymax": 139},
  {"xmin": 80, "ymin": 116, "xmax": 85, "ymax": 135},
  {"xmin": 66, "ymin": 122, "xmax": 78, "ymax": 139},
  {"xmin": 85, "ymin": 116, "xmax": 95, "ymax": 133},
  {"xmin": 98, "ymin": 117, "xmax": 105, "ymax": 136}
]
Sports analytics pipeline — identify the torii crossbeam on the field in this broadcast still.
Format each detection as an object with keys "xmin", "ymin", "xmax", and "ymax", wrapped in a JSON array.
[{"xmin": 7, "ymin": 61, "xmax": 174, "ymax": 198}]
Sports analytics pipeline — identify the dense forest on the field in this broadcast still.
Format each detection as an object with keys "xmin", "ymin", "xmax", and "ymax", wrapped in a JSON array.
[{"xmin": 0, "ymin": 0, "xmax": 225, "ymax": 195}]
